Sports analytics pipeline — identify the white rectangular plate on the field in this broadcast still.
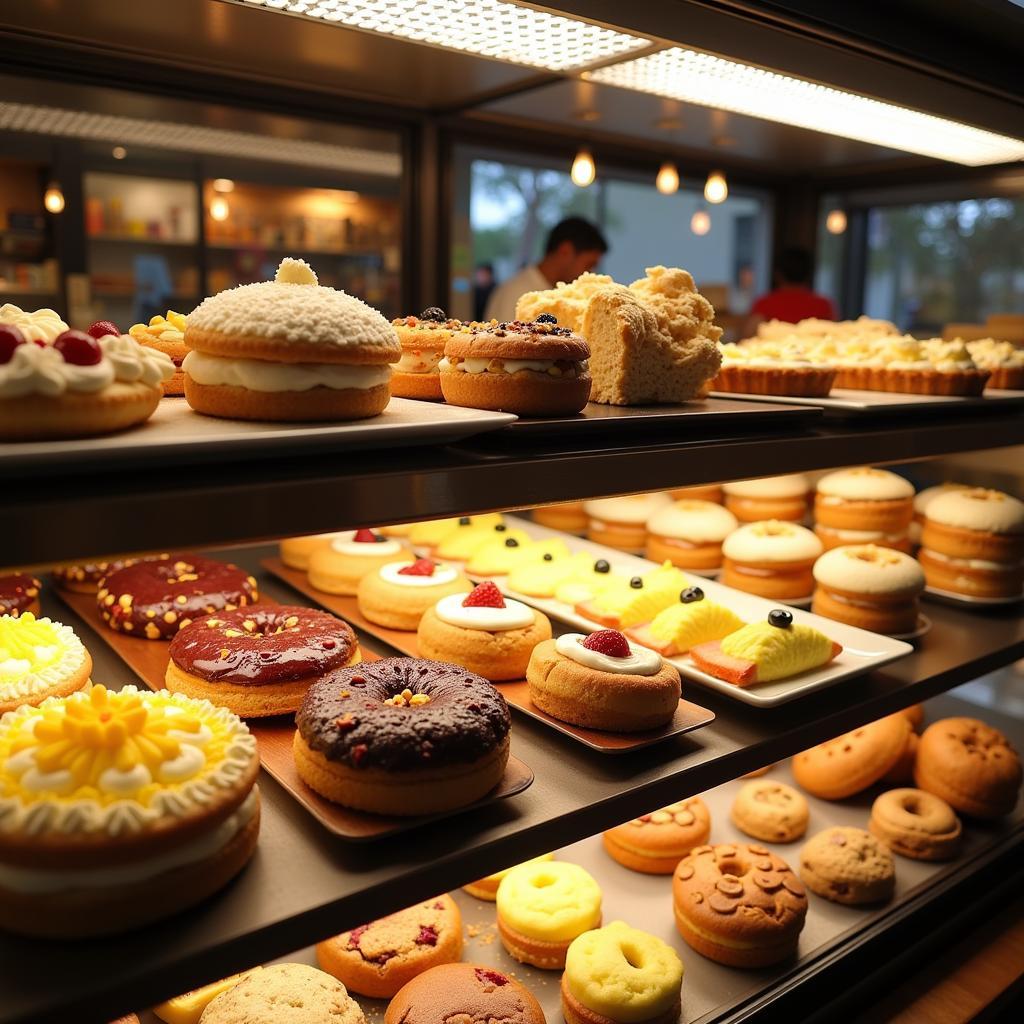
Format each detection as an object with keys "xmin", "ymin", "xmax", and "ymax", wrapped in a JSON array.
[
  {"xmin": 0, "ymin": 396, "xmax": 517, "ymax": 474},
  {"xmin": 477, "ymin": 516, "xmax": 913, "ymax": 707},
  {"xmin": 924, "ymin": 585, "xmax": 1023, "ymax": 607},
  {"xmin": 711, "ymin": 387, "xmax": 1024, "ymax": 413}
]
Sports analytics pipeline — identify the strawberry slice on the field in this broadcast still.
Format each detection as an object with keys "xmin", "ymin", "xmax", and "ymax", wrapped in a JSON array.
[
  {"xmin": 398, "ymin": 558, "xmax": 436, "ymax": 576},
  {"xmin": 353, "ymin": 528, "xmax": 378, "ymax": 543},
  {"xmin": 581, "ymin": 629, "xmax": 631, "ymax": 658},
  {"xmin": 86, "ymin": 320, "xmax": 120, "ymax": 339},
  {"xmin": 463, "ymin": 581, "xmax": 505, "ymax": 608}
]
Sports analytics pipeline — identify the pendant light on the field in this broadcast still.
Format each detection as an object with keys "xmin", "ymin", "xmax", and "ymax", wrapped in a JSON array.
[
  {"xmin": 656, "ymin": 161, "xmax": 679, "ymax": 195},
  {"xmin": 690, "ymin": 208, "xmax": 711, "ymax": 235},
  {"xmin": 703, "ymin": 170, "xmax": 728, "ymax": 204},
  {"xmin": 43, "ymin": 183, "xmax": 65, "ymax": 214},
  {"xmin": 209, "ymin": 195, "xmax": 230, "ymax": 222},
  {"xmin": 570, "ymin": 148, "xmax": 596, "ymax": 187},
  {"xmin": 825, "ymin": 209, "xmax": 848, "ymax": 234}
]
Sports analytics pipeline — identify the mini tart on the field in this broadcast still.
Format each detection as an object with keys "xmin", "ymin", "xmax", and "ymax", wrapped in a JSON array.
[
  {"xmin": 811, "ymin": 544, "xmax": 925, "ymax": 635},
  {"xmin": 627, "ymin": 592, "xmax": 744, "ymax": 657},
  {"xmin": 721, "ymin": 520, "xmax": 823, "ymax": 600},
  {"xmin": 129, "ymin": 310, "xmax": 188, "ymax": 395},
  {"xmin": 672, "ymin": 843, "xmax": 807, "ymax": 968},
  {"xmin": 166, "ymin": 605, "xmax": 361, "ymax": 717},
  {"xmin": 713, "ymin": 361, "xmax": 836, "ymax": 397},
  {"xmin": 833, "ymin": 364, "xmax": 989, "ymax": 395},
  {"xmin": 440, "ymin": 318, "xmax": 591, "ymax": 416},
  {"xmin": 815, "ymin": 467, "xmax": 915, "ymax": 533},
  {"xmin": 307, "ymin": 533, "xmax": 411, "ymax": 596},
  {"xmin": 316, "ymin": 893, "xmax": 463, "ymax": 999},
  {"xmin": 645, "ymin": 500, "xmax": 739, "ymax": 570},
  {"xmin": 869, "ymin": 788, "xmax": 962, "ymax": 861},
  {"xmin": 722, "ymin": 474, "xmax": 811, "ymax": 523},
  {"xmin": 562, "ymin": 921, "xmax": 683, "ymax": 1024},
  {"xmin": 0, "ymin": 612, "xmax": 92, "ymax": 714},
  {"xmin": 526, "ymin": 633, "xmax": 681, "ymax": 732},
  {"xmin": 279, "ymin": 531, "xmax": 353, "ymax": 571},
  {"xmin": 463, "ymin": 852, "xmax": 555, "ymax": 901},
  {"xmin": 385, "ymin": 964, "xmax": 545, "ymax": 1024},
  {"xmin": 356, "ymin": 560, "xmax": 472, "ymax": 631},
  {"xmin": 921, "ymin": 487, "xmax": 1024, "ymax": 562},
  {"xmin": 0, "ymin": 684, "xmax": 260, "ymax": 938},
  {"xmin": 584, "ymin": 493, "xmax": 672, "ymax": 553},
  {"xmin": 602, "ymin": 797, "xmax": 710, "ymax": 874},
  {"xmin": 496, "ymin": 859, "xmax": 602, "ymax": 970},
  {"xmin": 0, "ymin": 573, "xmax": 41, "ymax": 617},
  {"xmin": 183, "ymin": 257, "xmax": 400, "ymax": 422},
  {"xmin": 532, "ymin": 501, "xmax": 588, "ymax": 533},
  {"xmin": 52, "ymin": 558, "xmax": 136, "ymax": 594},
  {"xmin": 293, "ymin": 657, "xmax": 511, "ymax": 816},
  {"xmin": 390, "ymin": 311, "xmax": 463, "ymax": 401}
]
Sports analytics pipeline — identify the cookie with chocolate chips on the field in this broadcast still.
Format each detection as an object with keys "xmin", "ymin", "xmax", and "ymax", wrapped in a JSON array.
[{"xmin": 799, "ymin": 826, "xmax": 895, "ymax": 905}]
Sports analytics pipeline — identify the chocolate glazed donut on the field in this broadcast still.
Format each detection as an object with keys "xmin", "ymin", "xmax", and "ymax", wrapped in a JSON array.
[{"xmin": 0, "ymin": 574, "xmax": 41, "ymax": 617}]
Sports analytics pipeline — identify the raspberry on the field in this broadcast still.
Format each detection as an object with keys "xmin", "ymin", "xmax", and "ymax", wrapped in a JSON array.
[
  {"xmin": 398, "ymin": 558, "xmax": 436, "ymax": 576},
  {"xmin": 581, "ymin": 629, "xmax": 631, "ymax": 658},
  {"xmin": 462, "ymin": 581, "xmax": 505, "ymax": 608},
  {"xmin": 352, "ymin": 528, "xmax": 378, "ymax": 543},
  {"xmin": 86, "ymin": 320, "xmax": 120, "ymax": 339},
  {"xmin": 0, "ymin": 324, "xmax": 26, "ymax": 364}
]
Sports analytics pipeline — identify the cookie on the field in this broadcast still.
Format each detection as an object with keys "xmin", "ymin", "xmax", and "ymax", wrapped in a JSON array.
[
  {"xmin": 869, "ymin": 788, "xmax": 962, "ymax": 860},
  {"xmin": 602, "ymin": 797, "xmax": 711, "ymax": 874},
  {"xmin": 914, "ymin": 717, "xmax": 1022, "ymax": 818},
  {"xmin": 799, "ymin": 827, "xmax": 895, "ymax": 905},
  {"xmin": 731, "ymin": 780, "xmax": 809, "ymax": 842},
  {"xmin": 793, "ymin": 713, "xmax": 911, "ymax": 800}
]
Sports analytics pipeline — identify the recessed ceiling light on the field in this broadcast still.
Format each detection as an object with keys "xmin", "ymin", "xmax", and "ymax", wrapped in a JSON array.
[
  {"xmin": 587, "ymin": 48, "xmax": 1024, "ymax": 166},
  {"xmin": 234, "ymin": 0, "xmax": 648, "ymax": 71}
]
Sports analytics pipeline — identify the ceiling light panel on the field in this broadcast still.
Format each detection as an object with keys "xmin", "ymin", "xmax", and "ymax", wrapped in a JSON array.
[
  {"xmin": 587, "ymin": 48, "xmax": 1024, "ymax": 166},
  {"xmin": 235, "ymin": 0, "xmax": 649, "ymax": 71}
]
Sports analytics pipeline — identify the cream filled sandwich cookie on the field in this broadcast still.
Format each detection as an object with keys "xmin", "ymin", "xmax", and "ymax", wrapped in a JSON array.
[
  {"xmin": 0, "ymin": 612, "xmax": 93, "ymax": 715},
  {"xmin": 183, "ymin": 258, "xmax": 400, "ymax": 421},
  {"xmin": 0, "ymin": 684, "xmax": 260, "ymax": 938}
]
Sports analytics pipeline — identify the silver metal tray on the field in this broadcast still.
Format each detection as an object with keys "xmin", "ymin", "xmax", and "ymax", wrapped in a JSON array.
[{"xmin": 710, "ymin": 387, "xmax": 1024, "ymax": 416}]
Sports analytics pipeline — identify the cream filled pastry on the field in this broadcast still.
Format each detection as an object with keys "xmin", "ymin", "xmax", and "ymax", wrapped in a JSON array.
[
  {"xmin": 910, "ymin": 483, "xmax": 968, "ymax": 545},
  {"xmin": 129, "ymin": 310, "xmax": 188, "ymax": 395},
  {"xmin": 183, "ymin": 257, "xmax": 400, "ymax": 422},
  {"xmin": 815, "ymin": 467, "xmax": 914, "ymax": 547},
  {"xmin": 307, "ymin": 528, "xmax": 412, "ymax": 596},
  {"xmin": 723, "ymin": 474, "xmax": 811, "ymax": 523},
  {"xmin": 585, "ymin": 492, "xmax": 672, "ymax": 552},
  {"xmin": 722, "ymin": 520, "xmax": 823, "ymax": 600},
  {"xmin": 646, "ymin": 499, "xmax": 739, "ymax": 570},
  {"xmin": 0, "ymin": 684, "xmax": 260, "ymax": 938},
  {"xmin": 0, "ymin": 613, "xmax": 92, "ymax": 714},
  {"xmin": 358, "ymin": 558, "xmax": 472, "ymax": 631},
  {"xmin": 390, "ymin": 307, "xmax": 465, "ymax": 401}
]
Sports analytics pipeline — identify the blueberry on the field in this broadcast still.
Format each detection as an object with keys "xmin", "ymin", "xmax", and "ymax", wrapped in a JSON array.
[
  {"xmin": 375, "ymin": 534, "xmax": 387, "ymax": 543},
  {"xmin": 594, "ymin": 559, "xmax": 610, "ymax": 573},
  {"xmin": 768, "ymin": 609, "xmax": 793, "ymax": 628},
  {"xmin": 536, "ymin": 313, "xmax": 557, "ymax": 325},
  {"xmin": 543, "ymin": 553, "xmax": 553, "ymax": 561},
  {"xmin": 680, "ymin": 586, "xmax": 704, "ymax": 603},
  {"xmin": 630, "ymin": 576, "xmax": 643, "ymax": 589},
  {"xmin": 458, "ymin": 516, "xmax": 471, "ymax": 525},
  {"xmin": 494, "ymin": 523, "xmax": 507, "ymax": 532},
  {"xmin": 419, "ymin": 306, "xmax": 446, "ymax": 322},
  {"xmin": 505, "ymin": 538, "xmax": 519, "ymax": 548}
]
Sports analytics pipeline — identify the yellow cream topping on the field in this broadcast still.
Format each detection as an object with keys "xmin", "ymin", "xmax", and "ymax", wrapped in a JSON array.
[
  {"xmin": 648, "ymin": 600, "xmax": 744, "ymax": 651},
  {"xmin": 475, "ymin": 852, "xmax": 555, "ymax": 887},
  {"xmin": 274, "ymin": 256, "xmax": 318, "ymax": 286},
  {"xmin": 720, "ymin": 622, "xmax": 834, "ymax": 681},
  {"xmin": 0, "ymin": 613, "xmax": 64, "ymax": 680},
  {"xmin": 496, "ymin": 860, "xmax": 602, "ymax": 941}
]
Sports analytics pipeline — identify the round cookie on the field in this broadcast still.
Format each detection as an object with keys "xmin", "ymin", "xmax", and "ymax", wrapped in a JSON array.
[
  {"xmin": 199, "ymin": 963, "xmax": 363, "ymax": 1024},
  {"xmin": 316, "ymin": 893, "xmax": 462, "ymax": 999},
  {"xmin": 914, "ymin": 717, "xmax": 1022, "ymax": 818},
  {"xmin": 672, "ymin": 843, "xmax": 808, "ymax": 968},
  {"xmin": 793, "ymin": 713, "xmax": 912, "ymax": 800},
  {"xmin": 602, "ymin": 797, "xmax": 711, "ymax": 874},
  {"xmin": 731, "ymin": 779, "xmax": 809, "ymax": 842},
  {"xmin": 798, "ymin": 827, "xmax": 896, "ymax": 905},
  {"xmin": 384, "ymin": 964, "xmax": 544, "ymax": 1024},
  {"xmin": 869, "ymin": 788, "xmax": 962, "ymax": 860}
]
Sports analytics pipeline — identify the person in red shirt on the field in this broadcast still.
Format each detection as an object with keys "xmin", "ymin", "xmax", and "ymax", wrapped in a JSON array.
[{"xmin": 746, "ymin": 247, "xmax": 836, "ymax": 334}]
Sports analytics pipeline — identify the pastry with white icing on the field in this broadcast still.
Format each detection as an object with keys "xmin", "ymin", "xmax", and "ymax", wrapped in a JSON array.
[
  {"xmin": 814, "ymin": 468, "xmax": 914, "ymax": 552},
  {"xmin": 308, "ymin": 529, "xmax": 413, "ymax": 597},
  {"xmin": 722, "ymin": 520, "xmax": 823, "ymax": 600},
  {"xmin": 645, "ymin": 499, "xmax": 739, "ymax": 571},
  {"xmin": 357, "ymin": 558, "xmax": 472, "ymax": 631}
]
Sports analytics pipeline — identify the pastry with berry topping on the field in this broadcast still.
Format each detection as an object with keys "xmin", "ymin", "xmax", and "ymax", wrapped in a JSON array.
[
  {"xmin": 385, "ymin": 964, "xmax": 544, "ymax": 1024},
  {"xmin": 316, "ymin": 893, "xmax": 462, "ymax": 998},
  {"xmin": 129, "ymin": 310, "xmax": 188, "ymax": 395},
  {"xmin": 526, "ymin": 628, "xmax": 681, "ymax": 732},
  {"xmin": 0, "ymin": 317, "xmax": 174, "ymax": 440},
  {"xmin": 440, "ymin": 317, "xmax": 591, "ymax": 416},
  {"xmin": 417, "ymin": 581, "xmax": 551, "ymax": 681},
  {"xmin": 603, "ymin": 796, "xmax": 710, "ymax": 873},
  {"xmin": 626, "ymin": 586, "xmax": 744, "ymax": 656},
  {"xmin": 357, "ymin": 557, "xmax": 472, "ymax": 631},
  {"xmin": 293, "ymin": 657, "xmax": 511, "ymax": 815},
  {"xmin": 391, "ymin": 307, "xmax": 465, "ymax": 401},
  {"xmin": 308, "ymin": 529, "xmax": 412, "ymax": 596},
  {"xmin": 183, "ymin": 257, "xmax": 400, "ymax": 422}
]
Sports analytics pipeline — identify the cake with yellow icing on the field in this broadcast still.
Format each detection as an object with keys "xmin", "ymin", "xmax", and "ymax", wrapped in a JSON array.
[
  {"xmin": 507, "ymin": 550, "xmax": 591, "ymax": 597},
  {"xmin": 462, "ymin": 852, "xmax": 555, "ymax": 901},
  {"xmin": 562, "ymin": 921, "xmax": 684, "ymax": 1024},
  {"xmin": 575, "ymin": 561, "xmax": 687, "ymax": 628},
  {"xmin": 129, "ymin": 310, "xmax": 189, "ymax": 395},
  {"xmin": 554, "ymin": 558, "xmax": 621, "ymax": 605},
  {"xmin": 464, "ymin": 533, "xmax": 560, "ymax": 576},
  {"xmin": 626, "ymin": 586, "xmax": 744, "ymax": 656},
  {"xmin": 0, "ymin": 612, "xmax": 93, "ymax": 714},
  {"xmin": 0, "ymin": 684, "xmax": 260, "ymax": 937},
  {"xmin": 434, "ymin": 517, "xmax": 508, "ymax": 561},
  {"xmin": 496, "ymin": 859, "xmax": 602, "ymax": 969},
  {"xmin": 690, "ymin": 610, "xmax": 841, "ymax": 687},
  {"xmin": 409, "ymin": 514, "xmax": 501, "ymax": 551}
]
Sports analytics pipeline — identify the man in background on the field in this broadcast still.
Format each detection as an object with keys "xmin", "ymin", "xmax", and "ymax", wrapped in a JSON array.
[
  {"xmin": 746, "ymin": 246, "xmax": 836, "ymax": 333},
  {"xmin": 485, "ymin": 216, "xmax": 608, "ymax": 323},
  {"xmin": 472, "ymin": 262, "xmax": 495, "ymax": 321}
]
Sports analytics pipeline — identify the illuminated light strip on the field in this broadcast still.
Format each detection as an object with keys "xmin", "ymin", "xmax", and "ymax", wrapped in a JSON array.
[
  {"xmin": 233, "ymin": 0, "xmax": 649, "ymax": 71},
  {"xmin": 586, "ymin": 48, "xmax": 1024, "ymax": 166},
  {"xmin": 0, "ymin": 101, "xmax": 401, "ymax": 176}
]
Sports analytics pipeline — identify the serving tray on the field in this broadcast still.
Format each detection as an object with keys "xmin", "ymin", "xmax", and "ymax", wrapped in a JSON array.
[{"xmin": 710, "ymin": 387, "xmax": 1024, "ymax": 417}]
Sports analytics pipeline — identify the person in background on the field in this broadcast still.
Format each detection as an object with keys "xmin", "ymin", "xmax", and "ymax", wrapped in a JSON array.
[
  {"xmin": 484, "ymin": 216, "xmax": 608, "ymax": 323},
  {"xmin": 472, "ymin": 262, "xmax": 496, "ymax": 321},
  {"xmin": 745, "ymin": 247, "xmax": 836, "ymax": 336}
]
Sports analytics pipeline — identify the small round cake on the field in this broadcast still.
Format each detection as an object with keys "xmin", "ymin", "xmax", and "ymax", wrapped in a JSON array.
[
  {"xmin": 384, "ymin": 964, "xmax": 544, "ymax": 1024},
  {"xmin": 910, "ymin": 482, "xmax": 968, "ymax": 545},
  {"xmin": 0, "ymin": 573, "xmax": 41, "ymax": 617},
  {"xmin": 669, "ymin": 484, "xmax": 723, "ymax": 503},
  {"xmin": 731, "ymin": 779, "xmax": 809, "ymax": 843},
  {"xmin": 293, "ymin": 657, "xmax": 511, "ymax": 816},
  {"xmin": 798, "ymin": 827, "xmax": 895, "ymax": 905},
  {"xmin": 721, "ymin": 520, "xmax": 823, "ymax": 600},
  {"xmin": 183, "ymin": 257, "xmax": 400, "ymax": 422},
  {"xmin": 166, "ymin": 605, "xmax": 360, "ymax": 717},
  {"xmin": 463, "ymin": 852, "xmax": 555, "ymax": 901},
  {"xmin": 496, "ymin": 859, "xmax": 602, "ymax": 969},
  {"xmin": 532, "ymin": 500, "xmax": 588, "ymax": 534},
  {"xmin": 97, "ymin": 554, "xmax": 258, "ymax": 639},
  {"xmin": 440, "ymin": 317, "xmax": 591, "ymax": 416},
  {"xmin": 814, "ymin": 468, "xmax": 914, "ymax": 537},
  {"xmin": 811, "ymin": 544, "xmax": 925, "ymax": 635},
  {"xmin": 279, "ymin": 531, "xmax": 353, "ymax": 571},
  {"xmin": 416, "ymin": 582, "xmax": 551, "ymax": 682},
  {"xmin": 391, "ymin": 308, "xmax": 463, "ymax": 400},
  {"xmin": 129, "ymin": 310, "xmax": 188, "ymax": 395},
  {"xmin": 526, "ymin": 629, "xmax": 680, "ymax": 732},
  {"xmin": 869, "ymin": 788, "xmax": 962, "ymax": 860},
  {"xmin": 603, "ymin": 796, "xmax": 711, "ymax": 873},
  {"xmin": 814, "ymin": 524, "xmax": 913, "ymax": 553},
  {"xmin": 0, "ymin": 612, "xmax": 92, "ymax": 714},
  {"xmin": 316, "ymin": 893, "xmax": 463, "ymax": 999},
  {"xmin": 722, "ymin": 474, "xmax": 811, "ymax": 522},
  {"xmin": 584, "ymin": 493, "xmax": 672, "ymax": 553},
  {"xmin": 357, "ymin": 558, "xmax": 471, "ymax": 631},
  {"xmin": 562, "ymin": 921, "xmax": 683, "ymax": 1024},
  {"xmin": 645, "ymin": 499, "xmax": 739, "ymax": 570},
  {"xmin": 307, "ymin": 529, "xmax": 411, "ymax": 596}
]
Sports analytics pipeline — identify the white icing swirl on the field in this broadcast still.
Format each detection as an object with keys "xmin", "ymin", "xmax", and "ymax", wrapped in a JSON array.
[
  {"xmin": 555, "ymin": 633, "xmax": 663, "ymax": 675},
  {"xmin": 433, "ymin": 592, "xmax": 535, "ymax": 631},
  {"xmin": 182, "ymin": 349, "xmax": 392, "ymax": 392},
  {"xmin": 0, "ymin": 304, "xmax": 68, "ymax": 343},
  {"xmin": 330, "ymin": 537, "xmax": 403, "ymax": 557},
  {"xmin": 378, "ymin": 561, "xmax": 459, "ymax": 587},
  {"xmin": 99, "ymin": 332, "xmax": 175, "ymax": 387}
]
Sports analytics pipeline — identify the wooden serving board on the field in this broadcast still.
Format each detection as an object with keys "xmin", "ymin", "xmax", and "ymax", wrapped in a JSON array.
[
  {"xmin": 262, "ymin": 557, "xmax": 716, "ymax": 754},
  {"xmin": 55, "ymin": 585, "xmax": 534, "ymax": 840}
]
